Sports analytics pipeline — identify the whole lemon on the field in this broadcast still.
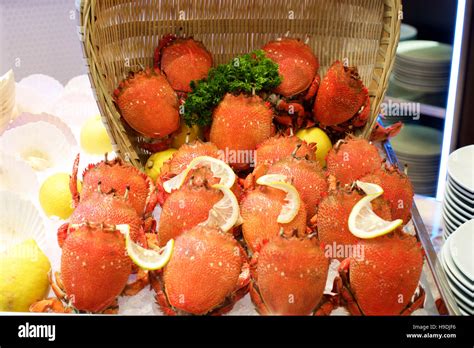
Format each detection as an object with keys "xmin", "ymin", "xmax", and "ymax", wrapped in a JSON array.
[
  {"xmin": 145, "ymin": 149, "xmax": 178, "ymax": 182},
  {"xmin": 39, "ymin": 173, "xmax": 81, "ymax": 219},
  {"xmin": 172, "ymin": 123, "xmax": 202, "ymax": 149},
  {"xmin": 296, "ymin": 127, "xmax": 332, "ymax": 167},
  {"xmin": 80, "ymin": 114, "xmax": 113, "ymax": 155},
  {"xmin": 0, "ymin": 240, "xmax": 51, "ymax": 312}
]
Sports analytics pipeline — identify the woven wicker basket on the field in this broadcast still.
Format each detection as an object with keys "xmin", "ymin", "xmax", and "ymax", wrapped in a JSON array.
[{"xmin": 79, "ymin": 0, "xmax": 402, "ymax": 168}]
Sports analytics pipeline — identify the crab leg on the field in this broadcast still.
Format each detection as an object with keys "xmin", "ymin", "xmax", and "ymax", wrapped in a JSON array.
[
  {"xmin": 70, "ymin": 154, "xmax": 81, "ymax": 207},
  {"xmin": 303, "ymin": 74, "xmax": 321, "ymax": 101}
]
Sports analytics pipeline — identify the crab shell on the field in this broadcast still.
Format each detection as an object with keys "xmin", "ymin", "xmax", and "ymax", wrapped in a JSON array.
[
  {"xmin": 266, "ymin": 156, "xmax": 328, "ymax": 223},
  {"xmin": 153, "ymin": 225, "xmax": 249, "ymax": 315},
  {"xmin": 157, "ymin": 37, "xmax": 213, "ymax": 93},
  {"xmin": 157, "ymin": 142, "xmax": 242, "ymax": 205},
  {"xmin": 161, "ymin": 140, "xmax": 221, "ymax": 179},
  {"xmin": 315, "ymin": 189, "xmax": 392, "ymax": 260},
  {"xmin": 340, "ymin": 231, "xmax": 424, "ymax": 315},
  {"xmin": 250, "ymin": 237, "xmax": 329, "ymax": 315},
  {"xmin": 157, "ymin": 175, "xmax": 222, "ymax": 247},
  {"xmin": 313, "ymin": 61, "xmax": 370, "ymax": 128},
  {"xmin": 240, "ymin": 185, "xmax": 308, "ymax": 252},
  {"xmin": 326, "ymin": 137, "xmax": 382, "ymax": 186},
  {"xmin": 61, "ymin": 223, "xmax": 132, "ymax": 313},
  {"xmin": 79, "ymin": 156, "xmax": 158, "ymax": 217},
  {"xmin": 65, "ymin": 191, "xmax": 146, "ymax": 248},
  {"xmin": 114, "ymin": 67, "xmax": 180, "ymax": 138},
  {"xmin": 360, "ymin": 165, "xmax": 414, "ymax": 224},
  {"xmin": 255, "ymin": 135, "xmax": 316, "ymax": 167},
  {"xmin": 263, "ymin": 38, "xmax": 319, "ymax": 98},
  {"xmin": 210, "ymin": 93, "xmax": 275, "ymax": 171}
]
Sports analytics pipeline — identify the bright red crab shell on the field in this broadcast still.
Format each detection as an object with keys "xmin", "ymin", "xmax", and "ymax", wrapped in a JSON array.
[
  {"xmin": 313, "ymin": 60, "xmax": 370, "ymax": 131},
  {"xmin": 152, "ymin": 225, "xmax": 249, "ymax": 315},
  {"xmin": 250, "ymin": 236, "xmax": 329, "ymax": 315},
  {"xmin": 210, "ymin": 93, "xmax": 275, "ymax": 171},
  {"xmin": 61, "ymin": 223, "xmax": 132, "ymax": 313},
  {"xmin": 336, "ymin": 231, "xmax": 425, "ymax": 315},
  {"xmin": 255, "ymin": 135, "xmax": 316, "ymax": 167},
  {"xmin": 114, "ymin": 67, "xmax": 180, "ymax": 138},
  {"xmin": 360, "ymin": 165, "xmax": 414, "ymax": 225},
  {"xmin": 263, "ymin": 38, "xmax": 320, "ymax": 98},
  {"xmin": 74, "ymin": 154, "xmax": 158, "ymax": 217},
  {"xmin": 325, "ymin": 136, "xmax": 382, "ymax": 186},
  {"xmin": 240, "ymin": 185, "xmax": 308, "ymax": 252},
  {"xmin": 155, "ymin": 35, "xmax": 213, "ymax": 93}
]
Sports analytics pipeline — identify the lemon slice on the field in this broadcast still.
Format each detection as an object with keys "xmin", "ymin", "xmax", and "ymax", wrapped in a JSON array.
[
  {"xmin": 116, "ymin": 225, "xmax": 174, "ymax": 270},
  {"xmin": 356, "ymin": 180, "xmax": 384, "ymax": 196},
  {"xmin": 256, "ymin": 174, "xmax": 300, "ymax": 224},
  {"xmin": 163, "ymin": 156, "xmax": 235, "ymax": 193},
  {"xmin": 199, "ymin": 184, "xmax": 240, "ymax": 232},
  {"xmin": 348, "ymin": 181, "xmax": 403, "ymax": 239}
]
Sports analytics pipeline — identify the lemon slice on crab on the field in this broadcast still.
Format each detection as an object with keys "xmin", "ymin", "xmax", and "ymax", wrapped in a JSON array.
[
  {"xmin": 348, "ymin": 181, "xmax": 403, "ymax": 239},
  {"xmin": 163, "ymin": 156, "xmax": 235, "ymax": 193},
  {"xmin": 199, "ymin": 184, "xmax": 240, "ymax": 232},
  {"xmin": 116, "ymin": 224, "xmax": 174, "ymax": 270},
  {"xmin": 256, "ymin": 174, "xmax": 301, "ymax": 224}
]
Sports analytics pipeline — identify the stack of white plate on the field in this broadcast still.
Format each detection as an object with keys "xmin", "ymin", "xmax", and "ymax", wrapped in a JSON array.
[
  {"xmin": 392, "ymin": 40, "xmax": 452, "ymax": 94},
  {"xmin": 443, "ymin": 146, "xmax": 474, "ymax": 238},
  {"xmin": 391, "ymin": 124, "xmax": 442, "ymax": 196},
  {"xmin": 439, "ymin": 220, "xmax": 474, "ymax": 315}
]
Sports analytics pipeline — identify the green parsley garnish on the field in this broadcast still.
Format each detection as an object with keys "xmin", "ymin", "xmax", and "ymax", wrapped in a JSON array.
[{"xmin": 183, "ymin": 50, "xmax": 281, "ymax": 127}]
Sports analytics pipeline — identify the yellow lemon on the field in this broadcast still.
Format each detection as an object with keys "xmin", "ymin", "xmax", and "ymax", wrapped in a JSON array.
[
  {"xmin": 39, "ymin": 173, "xmax": 81, "ymax": 219},
  {"xmin": 80, "ymin": 114, "xmax": 113, "ymax": 155},
  {"xmin": 0, "ymin": 240, "xmax": 51, "ymax": 312},
  {"xmin": 171, "ymin": 123, "xmax": 202, "ymax": 149},
  {"xmin": 296, "ymin": 127, "xmax": 332, "ymax": 167},
  {"xmin": 144, "ymin": 149, "xmax": 178, "ymax": 182}
]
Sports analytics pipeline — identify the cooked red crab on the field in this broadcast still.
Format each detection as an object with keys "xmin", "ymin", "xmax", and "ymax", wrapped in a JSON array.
[
  {"xmin": 151, "ymin": 225, "xmax": 249, "ymax": 315},
  {"xmin": 114, "ymin": 67, "xmax": 180, "ymax": 140},
  {"xmin": 254, "ymin": 135, "xmax": 316, "ymax": 168},
  {"xmin": 154, "ymin": 34, "xmax": 213, "ymax": 94},
  {"xmin": 263, "ymin": 38, "xmax": 320, "ymax": 129},
  {"xmin": 32, "ymin": 223, "xmax": 136, "ymax": 314},
  {"xmin": 313, "ymin": 61, "xmax": 370, "ymax": 134},
  {"xmin": 240, "ymin": 182, "xmax": 308, "ymax": 253},
  {"xmin": 325, "ymin": 136, "xmax": 383, "ymax": 186},
  {"xmin": 334, "ymin": 231, "xmax": 425, "ymax": 315},
  {"xmin": 210, "ymin": 93, "xmax": 275, "ymax": 171},
  {"xmin": 250, "ymin": 236, "xmax": 333, "ymax": 315},
  {"xmin": 72, "ymin": 154, "xmax": 158, "ymax": 220}
]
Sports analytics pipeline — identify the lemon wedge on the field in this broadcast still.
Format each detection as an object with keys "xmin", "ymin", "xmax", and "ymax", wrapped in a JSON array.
[
  {"xmin": 163, "ymin": 156, "xmax": 235, "ymax": 193},
  {"xmin": 116, "ymin": 225, "xmax": 174, "ymax": 270},
  {"xmin": 256, "ymin": 174, "xmax": 301, "ymax": 224},
  {"xmin": 348, "ymin": 181, "xmax": 403, "ymax": 239},
  {"xmin": 199, "ymin": 184, "xmax": 240, "ymax": 232}
]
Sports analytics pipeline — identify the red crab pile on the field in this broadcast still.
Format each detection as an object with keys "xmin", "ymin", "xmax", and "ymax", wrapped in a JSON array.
[
  {"xmin": 32, "ymin": 35, "xmax": 425, "ymax": 316},
  {"xmin": 31, "ymin": 154, "xmax": 160, "ymax": 313}
]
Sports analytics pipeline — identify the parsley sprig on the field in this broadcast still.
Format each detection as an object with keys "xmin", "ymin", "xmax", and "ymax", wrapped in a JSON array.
[{"xmin": 183, "ymin": 50, "xmax": 281, "ymax": 126}]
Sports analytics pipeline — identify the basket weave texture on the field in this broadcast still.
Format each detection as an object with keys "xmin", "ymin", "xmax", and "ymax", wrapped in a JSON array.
[{"xmin": 79, "ymin": 0, "xmax": 402, "ymax": 168}]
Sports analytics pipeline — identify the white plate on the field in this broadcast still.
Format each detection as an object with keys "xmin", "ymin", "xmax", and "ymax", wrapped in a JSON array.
[
  {"xmin": 444, "ymin": 194, "xmax": 474, "ymax": 220},
  {"xmin": 445, "ymin": 184, "xmax": 474, "ymax": 215},
  {"xmin": 442, "ymin": 210, "xmax": 459, "ymax": 235},
  {"xmin": 447, "ymin": 146, "xmax": 474, "ymax": 193},
  {"xmin": 397, "ymin": 40, "xmax": 453, "ymax": 63},
  {"xmin": 442, "ymin": 206, "xmax": 465, "ymax": 231},
  {"xmin": 449, "ymin": 220, "xmax": 474, "ymax": 281},
  {"xmin": 448, "ymin": 177, "xmax": 474, "ymax": 201},
  {"xmin": 400, "ymin": 23, "xmax": 418, "ymax": 41},
  {"xmin": 441, "ymin": 242, "xmax": 473, "ymax": 293},
  {"xmin": 443, "ymin": 202, "xmax": 471, "ymax": 226}
]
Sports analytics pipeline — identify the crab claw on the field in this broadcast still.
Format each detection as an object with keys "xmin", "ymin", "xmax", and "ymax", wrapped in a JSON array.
[
  {"xmin": 70, "ymin": 154, "xmax": 81, "ymax": 208},
  {"xmin": 370, "ymin": 121, "xmax": 403, "ymax": 142},
  {"xmin": 30, "ymin": 298, "xmax": 73, "ymax": 313}
]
